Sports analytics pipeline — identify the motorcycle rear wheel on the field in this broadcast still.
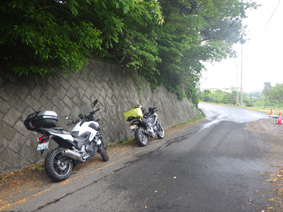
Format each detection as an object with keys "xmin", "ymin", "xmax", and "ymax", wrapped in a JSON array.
[
  {"xmin": 45, "ymin": 148, "xmax": 73, "ymax": 182},
  {"xmin": 157, "ymin": 124, "xmax": 165, "ymax": 139},
  {"xmin": 135, "ymin": 127, "xmax": 148, "ymax": 147},
  {"xmin": 98, "ymin": 146, "xmax": 109, "ymax": 162}
]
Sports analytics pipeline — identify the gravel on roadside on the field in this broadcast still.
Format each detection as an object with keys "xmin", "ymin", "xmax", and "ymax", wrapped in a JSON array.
[{"xmin": 245, "ymin": 117, "xmax": 283, "ymax": 136}]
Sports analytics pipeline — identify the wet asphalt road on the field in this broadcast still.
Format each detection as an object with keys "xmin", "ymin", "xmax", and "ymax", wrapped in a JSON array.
[{"xmin": 7, "ymin": 103, "xmax": 278, "ymax": 212}]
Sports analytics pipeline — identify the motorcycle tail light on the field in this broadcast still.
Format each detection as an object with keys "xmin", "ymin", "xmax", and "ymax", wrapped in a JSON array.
[
  {"xmin": 129, "ymin": 122, "xmax": 138, "ymax": 126},
  {"xmin": 38, "ymin": 136, "xmax": 47, "ymax": 143}
]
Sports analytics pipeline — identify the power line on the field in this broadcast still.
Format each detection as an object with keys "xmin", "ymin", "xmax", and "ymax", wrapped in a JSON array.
[{"xmin": 264, "ymin": 0, "xmax": 281, "ymax": 31}]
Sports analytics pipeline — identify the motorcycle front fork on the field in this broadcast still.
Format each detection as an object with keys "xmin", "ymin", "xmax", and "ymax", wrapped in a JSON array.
[{"xmin": 99, "ymin": 136, "xmax": 107, "ymax": 149}]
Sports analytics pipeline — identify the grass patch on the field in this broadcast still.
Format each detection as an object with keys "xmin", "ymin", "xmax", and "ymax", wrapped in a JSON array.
[
  {"xmin": 172, "ymin": 112, "xmax": 205, "ymax": 128},
  {"xmin": 106, "ymin": 136, "xmax": 135, "ymax": 148},
  {"xmin": 105, "ymin": 142, "xmax": 113, "ymax": 149},
  {"xmin": 32, "ymin": 163, "xmax": 44, "ymax": 171},
  {"xmin": 117, "ymin": 136, "xmax": 130, "ymax": 144},
  {"xmin": 241, "ymin": 106, "xmax": 283, "ymax": 115}
]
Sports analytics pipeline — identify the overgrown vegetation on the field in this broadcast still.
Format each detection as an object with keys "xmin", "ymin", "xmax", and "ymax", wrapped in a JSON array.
[
  {"xmin": 199, "ymin": 87, "xmax": 252, "ymax": 106},
  {"xmin": 117, "ymin": 136, "xmax": 130, "ymax": 144},
  {"xmin": 32, "ymin": 163, "xmax": 44, "ymax": 171},
  {"xmin": 262, "ymin": 82, "xmax": 283, "ymax": 107},
  {"xmin": 172, "ymin": 112, "xmax": 204, "ymax": 128},
  {"xmin": 0, "ymin": 0, "xmax": 257, "ymax": 105},
  {"xmin": 199, "ymin": 82, "xmax": 283, "ymax": 109}
]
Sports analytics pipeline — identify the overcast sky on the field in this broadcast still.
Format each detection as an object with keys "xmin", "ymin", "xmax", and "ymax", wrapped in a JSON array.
[{"xmin": 200, "ymin": 0, "xmax": 283, "ymax": 93}]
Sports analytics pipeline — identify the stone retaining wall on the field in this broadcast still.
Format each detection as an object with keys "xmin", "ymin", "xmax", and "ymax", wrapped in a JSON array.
[{"xmin": 0, "ymin": 60, "xmax": 198, "ymax": 175}]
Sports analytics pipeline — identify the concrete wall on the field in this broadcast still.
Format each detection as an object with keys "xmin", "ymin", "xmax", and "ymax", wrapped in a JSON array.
[{"xmin": 0, "ymin": 60, "xmax": 198, "ymax": 175}]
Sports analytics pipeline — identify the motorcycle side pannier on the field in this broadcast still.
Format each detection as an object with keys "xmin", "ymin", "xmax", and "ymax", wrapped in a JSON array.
[{"xmin": 24, "ymin": 111, "xmax": 58, "ymax": 131}]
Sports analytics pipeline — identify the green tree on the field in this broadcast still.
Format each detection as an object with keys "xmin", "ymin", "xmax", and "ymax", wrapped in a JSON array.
[
  {"xmin": 0, "ymin": 0, "xmax": 257, "ymax": 106},
  {"xmin": 263, "ymin": 82, "xmax": 272, "ymax": 107},
  {"xmin": 0, "ymin": 0, "xmax": 162, "ymax": 76},
  {"xmin": 268, "ymin": 83, "xmax": 283, "ymax": 105},
  {"xmin": 200, "ymin": 87, "xmax": 253, "ymax": 106},
  {"xmin": 222, "ymin": 90, "xmax": 237, "ymax": 105},
  {"xmin": 200, "ymin": 89, "xmax": 212, "ymax": 102},
  {"xmin": 1, "ymin": 0, "xmax": 102, "ymax": 76},
  {"xmin": 144, "ymin": 0, "xmax": 257, "ymax": 104}
]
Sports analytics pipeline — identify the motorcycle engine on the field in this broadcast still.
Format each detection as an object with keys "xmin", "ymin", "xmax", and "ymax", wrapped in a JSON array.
[
  {"xmin": 153, "ymin": 125, "xmax": 158, "ymax": 132},
  {"xmin": 85, "ymin": 142, "xmax": 95, "ymax": 153}
]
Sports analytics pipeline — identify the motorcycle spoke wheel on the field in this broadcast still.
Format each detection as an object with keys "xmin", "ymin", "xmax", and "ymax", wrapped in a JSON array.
[
  {"xmin": 135, "ymin": 127, "xmax": 148, "ymax": 147},
  {"xmin": 45, "ymin": 148, "xmax": 73, "ymax": 182},
  {"xmin": 53, "ymin": 158, "xmax": 69, "ymax": 176},
  {"xmin": 157, "ymin": 124, "xmax": 165, "ymax": 139}
]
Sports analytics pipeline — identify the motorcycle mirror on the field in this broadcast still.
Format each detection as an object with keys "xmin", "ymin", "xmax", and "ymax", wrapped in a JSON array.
[
  {"xmin": 62, "ymin": 116, "xmax": 69, "ymax": 120},
  {"xmin": 92, "ymin": 99, "xmax": 98, "ymax": 107},
  {"xmin": 95, "ymin": 118, "xmax": 101, "ymax": 122}
]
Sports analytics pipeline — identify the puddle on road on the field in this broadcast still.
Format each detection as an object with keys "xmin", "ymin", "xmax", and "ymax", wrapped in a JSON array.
[
  {"xmin": 199, "ymin": 103, "xmax": 269, "ymax": 131},
  {"xmin": 200, "ymin": 115, "xmax": 228, "ymax": 130}
]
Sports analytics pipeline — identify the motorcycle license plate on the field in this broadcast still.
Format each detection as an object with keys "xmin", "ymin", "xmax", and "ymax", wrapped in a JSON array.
[
  {"xmin": 37, "ymin": 142, "xmax": 49, "ymax": 151},
  {"xmin": 130, "ymin": 125, "xmax": 137, "ymax": 130}
]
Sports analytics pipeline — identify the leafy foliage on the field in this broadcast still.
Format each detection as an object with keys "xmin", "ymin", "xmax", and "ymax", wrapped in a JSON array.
[
  {"xmin": 0, "ymin": 0, "xmax": 104, "ymax": 76},
  {"xmin": 199, "ymin": 82, "xmax": 283, "ymax": 108},
  {"xmin": 0, "ymin": 0, "xmax": 257, "ymax": 105},
  {"xmin": 199, "ymin": 87, "xmax": 253, "ymax": 106},
  {"xmin": 150, "ymin": 0, "xmax": 257, "ymax": 104},
  {"xmin": 263, "ymin": 83, "xmax": 283, "ymax": 105}
]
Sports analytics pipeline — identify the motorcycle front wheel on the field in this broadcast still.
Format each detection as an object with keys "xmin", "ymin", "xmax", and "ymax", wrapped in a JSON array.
[
  {"xmin": 98, "ymin": 145, "xmax": 109, "ymax": 162},
  {"xmin": 45, "ymin": 148, "xmax": 73, "ymax": 182},
  {"xmin": 157, "ymin": 123, "xmax": 165, "ymax": 139},
  {"xmin": 135, "ymin": 127, "xmax": 148, "ymax": 147}
]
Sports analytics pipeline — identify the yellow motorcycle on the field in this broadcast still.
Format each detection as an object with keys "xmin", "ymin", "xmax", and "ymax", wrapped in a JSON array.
[{"xmin": 124, "ymin": 105, "xmax": 165, "ymax": 146}]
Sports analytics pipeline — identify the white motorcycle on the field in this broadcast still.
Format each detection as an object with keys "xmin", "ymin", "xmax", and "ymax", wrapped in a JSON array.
[{"xmin": 24, "ymin": 100, "xmax": 109, "ymax": 182}]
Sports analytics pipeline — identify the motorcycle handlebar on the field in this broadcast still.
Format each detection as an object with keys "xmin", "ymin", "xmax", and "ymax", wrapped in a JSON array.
[
  {"xmin": 89, "ymin": 108, "xmax": 100, "ymax": 119},
  {"xmin": 149, "ymin": 107, "xmax": 158, "ymax": 112},
  {"xmin": 90, "ymin": 108, "xmax": 100, "ymax": 115},
  {"xmin": 67, "ymin": 119, "xmax": 79, "ymax": 126},
  {"xmin": 67, "ymin": 106, "xmax": 100, "ymax": 126},
  {"xmin": 94, "ymin": 108, "xmax": 100, "ymax": 113}
]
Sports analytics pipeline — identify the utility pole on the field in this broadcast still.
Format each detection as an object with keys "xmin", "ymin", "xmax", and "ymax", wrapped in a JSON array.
[
  {"xmin": 237, "ymin": 69, "xmax": 239, "ymax": 106},
  {"xmin": 240, "ymin": 37, "xmax": 243, "ymax": 106},
  {"xmin": 235, "ymin": 62, "xmax": 239, "ymax": 106}
]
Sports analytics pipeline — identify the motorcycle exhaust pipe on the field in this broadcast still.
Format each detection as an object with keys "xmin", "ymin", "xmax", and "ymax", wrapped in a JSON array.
[{"xmin": 62, "ymin": 149, "xmax": 86, "ymax": 162}]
